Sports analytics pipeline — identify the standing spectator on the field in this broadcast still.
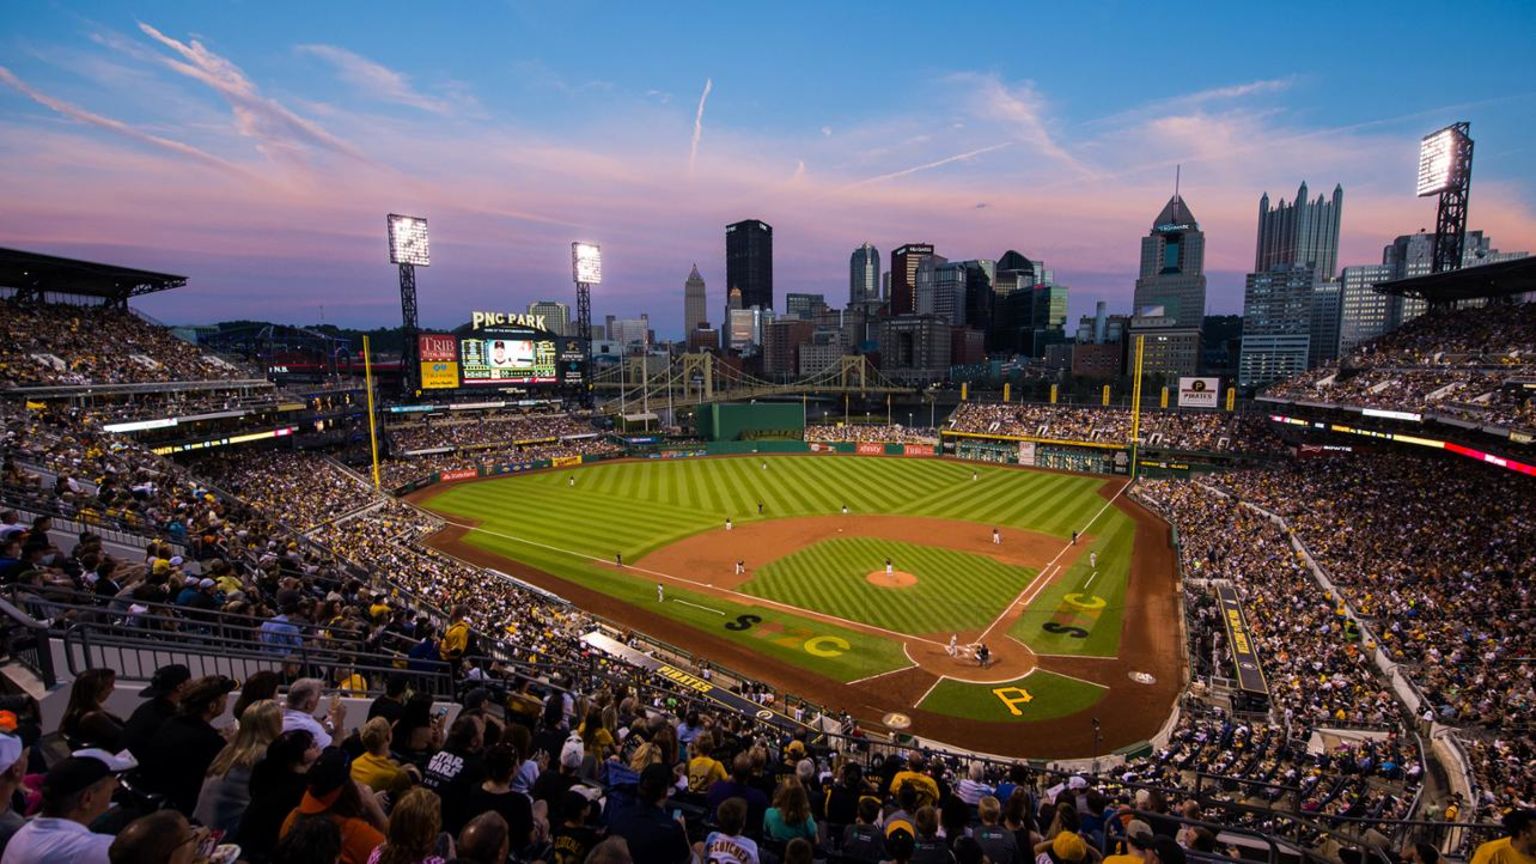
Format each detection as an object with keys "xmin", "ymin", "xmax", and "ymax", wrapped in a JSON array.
[
  {"xmin": 142, "ymin": 675, "xmax": 237, "ymax": 814},
  {"xmin": 195, "ymin": 699, "xmax": 283, "ymax": 836},
  {"xmin": 261, "ymin": 601, "xmax": 306, "ymax": 654},
  {"xmin": 1, "ymin": 753, "xmax": 126, "ymax": 864}
]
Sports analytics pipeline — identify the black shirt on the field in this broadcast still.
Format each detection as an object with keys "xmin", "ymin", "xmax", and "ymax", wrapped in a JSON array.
[
  {"xmin": 237, "ymin": 763, "xmax": 308, "ymax": 862},
  {"xmin": 463, "ymin": 787, "xmax": 534, "ymax": 849},
  {"xmin": 606, "ymin": 801, "xmax": 691, "ymax": 864},
  {"xmin": 143, "ymin": 714, "xmax": 226, "ymax": 814},
  {"xmin": 549, "ymin": 824, "xmax": 601, "ymax": 864},
  {"xmin": 367, "ymin": 696, "xmax": 405, "ymax": 726},
  {"xmin": 121, "ymin": 697, "xmax": 176, "ymax": 763},
  {"xmin": 422, "ymin": 747, "xmax": 486, "ymax": 835}
]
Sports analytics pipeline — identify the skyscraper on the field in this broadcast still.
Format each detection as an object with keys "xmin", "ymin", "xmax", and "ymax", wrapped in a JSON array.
[
  {"xmin": 1255, "ymin": 182, "xmax": 1344, "ymax": 279},
  {"xmin": 526, "ymin": 300, "xmax": 569, "ymax": 336},
  {"xmin": 959, "ymin": 259, "xmax": 996, "ymax": 337},
  {"xmin": 1133, "ymin": 195, "xmax": 1207, "ymax": 326},
  {"xmin": 849, "ymin": 242, "xmax": 880, "ymax": 307},
  {"xmin": 890, "ymin": 243, "xmax": 935, "ymax": 316},
  {"xmin": 784, "ymin": 293, "xmax": 825, "ymax": 320},
  {"xmin": 725, "ymin": 219, "xmax": 773, "ymax": 312},
  {"xmin": 1238, "ymin": 265, "xmax": 1316, "ymax": 388},
  {"xmin": 683, "ymin": 264, "xmax": 707, "ymax": 336}
]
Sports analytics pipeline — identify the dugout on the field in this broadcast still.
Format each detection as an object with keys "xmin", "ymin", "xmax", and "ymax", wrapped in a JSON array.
[{"xmin": 696, "ymin": 402, "xmax": 806, "ymax": 442}]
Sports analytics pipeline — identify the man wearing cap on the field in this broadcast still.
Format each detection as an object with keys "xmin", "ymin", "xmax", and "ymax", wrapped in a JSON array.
[
  {"xmin": 1039, "ymin": 830, "xmax": 1089, "ymax": 864},
  {"xmin": 0, "ymin": 733, "xmax": 27, "ymax": 856},
  {"xmin": 0, "ymin": 753, "xmax": 125, "ymax": 864},
  {"xmin": 140, "ymin": 675, "xmax": 237, "ymax": 814},
  {"xmin": 121, "ymin": 663, "xmax": 190, "ymax": 762},
  {"xmin": 888, "ymin": 753, "xmax": 940, "ymax": 810}
]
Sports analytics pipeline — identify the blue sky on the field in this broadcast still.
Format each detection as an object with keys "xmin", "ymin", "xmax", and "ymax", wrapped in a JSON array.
[{"xmin": 2, "ymin": 1, "xmax": 1533, "ymax": 335}]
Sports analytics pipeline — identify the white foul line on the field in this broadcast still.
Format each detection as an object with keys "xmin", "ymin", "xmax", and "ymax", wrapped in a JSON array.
[
  {"xmin": 978, "ymin": 479, "xmax": 1130, "ymax": 642},
  {"xmin": 431, "ymin": 516, "xmax": 947, "ymax": 648},
  {"xmin": 672, "ymin": 598, "xmax": 725, "ymax": 616},
  {"xmin": 847, "ymin": 664, "xmax": 919, "ymax": 686},
  {"xmin": 913, "ymin": 675, "xmax": 947, "ymax": 708}
]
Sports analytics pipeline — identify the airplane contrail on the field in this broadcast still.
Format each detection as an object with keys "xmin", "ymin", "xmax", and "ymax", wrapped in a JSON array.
[
  {"xmin": 845, "ymin": 142, "xmax": 1012, "ymax": 188},
  {"xmin": 689, "ymin": 77, "xmax": 713, "ymax": 176}
]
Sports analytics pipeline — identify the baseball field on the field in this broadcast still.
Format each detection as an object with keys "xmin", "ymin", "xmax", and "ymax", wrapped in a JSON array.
[{"xmin": 414, "ymin": 454, "xmax": 1181, "ymax": 757}]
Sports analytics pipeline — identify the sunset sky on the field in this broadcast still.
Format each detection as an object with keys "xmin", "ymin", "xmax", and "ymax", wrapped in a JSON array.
[{"xmin": 2, "ymin": 1, "xmax": 1534, "ymax": 335}]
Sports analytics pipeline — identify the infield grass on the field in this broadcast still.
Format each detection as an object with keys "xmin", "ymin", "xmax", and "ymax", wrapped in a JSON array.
[
  {"xmin": 419, "ymin": 455, "xmax": 1136, "ymax": 689},
  {"xmin": 918, "ymin": 670, "xmax": 1108, "ymax": 723}
]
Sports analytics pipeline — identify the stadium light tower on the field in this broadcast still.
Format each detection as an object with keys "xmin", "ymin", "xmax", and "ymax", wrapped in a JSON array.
[
  {"xmin": 388, "ymin": 214, "xmax": 431, "ymax": 394},
  {"xmin": 572, "ymin": 242, "xmax": 601, "ymax": 407},
  {"xmin": 1416, "ymin": 123, "xmax": 1474, "ymax": 275}
]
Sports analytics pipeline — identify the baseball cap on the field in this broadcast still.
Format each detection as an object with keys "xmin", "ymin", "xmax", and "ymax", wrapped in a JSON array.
[
  {"xmin": 1052, "ymin": 832, "xmax": 1089, "ymax": 862},
  {"xmin": 141, "ymin": 664, "xmax": 191, "ymax": 699},
  {"xmin": 1068, "ymin": 775, "xmax": 1088, "ymax": 790},
  {"xmin": 0, "ymin": 733, "xmax": 23, "ymax": 771},
  {"xmin": 1126, "ymin": 820, "xmax": 1155, "ymax": 847},
  {"xmin": 42, "ymin": 755, "xmax": 122, "ymax": 798},
  {"xmin": 71, "ymin": 747, "xmax": 138, "ymax": 772},
  {"xmin": 307, "ymin": 747, "xmax": 353, "ymax": 796},
  {"xmin": 169, "ymin": 556, "xmax": 184, "ymax": 567},
  {"xmin": 785, "ymin": 740, "xmax": 805, "ymax": 757},
  {"xmin": 559, "ymin": 736, "xmax": 584, "ymax": 770},
  {"xmin": 181, "ymin": 675, "xmax": 238, "ymax": 713},
  {"xmin": 198, "ymin": 578, "xmax": 216, "ymax": 588}
]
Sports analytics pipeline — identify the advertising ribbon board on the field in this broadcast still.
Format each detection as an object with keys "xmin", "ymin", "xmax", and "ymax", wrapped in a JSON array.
[
  {"xmin": 1216, "ymin": 584, "xmax": 1268, "ymax": 697},
  {"xmin": 551, "ymin": 455, "xmax": 582, "ymax": 468},
  {"xmin": 439, "ymin": 469, "xmax": 480, "ymax": 482},
  {"xmin": 855, "ymin": 442, "xmax": 884, "ymax": 456}
]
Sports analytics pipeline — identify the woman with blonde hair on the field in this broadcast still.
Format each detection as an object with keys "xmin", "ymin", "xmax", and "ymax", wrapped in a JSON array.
[
  {"xmin": 352, "ymin": 716, "xmax": 418, "ymax": 794},
  {"xmin": 195, "ymin": 698, "xmax": 283, "ymax": 835},
  {"xmin": 370, "ymin": 787, "xmax": 450, "ymax": 864}
]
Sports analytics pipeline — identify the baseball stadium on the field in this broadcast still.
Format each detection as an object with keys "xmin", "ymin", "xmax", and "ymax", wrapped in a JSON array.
[{"xmin": 3, "ymin": 33, "xmax": 1536, "ymax": 860}]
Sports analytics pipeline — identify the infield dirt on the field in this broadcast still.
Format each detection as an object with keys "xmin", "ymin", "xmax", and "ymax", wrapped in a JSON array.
[{"xmin": 416, "ymin": 473, "xmax": 1183, "ymax": 759}]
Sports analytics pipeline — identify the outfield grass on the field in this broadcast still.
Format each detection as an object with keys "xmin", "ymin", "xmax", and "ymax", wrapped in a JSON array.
[
  {"xmin": 420, "ymin": 455, "xmax": 1135, "ymax": 694},
  {"xmin": 1009, "ymin": 505, "xmax": 1137, "ymax": 658},
  {"xmin": 743, "ymin": 538, "xmax": 1034, "ymax": 634}
]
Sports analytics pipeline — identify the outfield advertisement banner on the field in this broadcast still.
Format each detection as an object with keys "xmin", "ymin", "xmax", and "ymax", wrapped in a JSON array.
[
  {"xmin": 900, "ymin": 444, "xmax": 933, "ymax": 457},
  {"xmin": 551, "ymin": 455, "xmax": 582, "ymax": 468},
  {"xmin": 439, "ymin": 469, "xmax": 479, "ymax": 482},
  {"xmin": 1178, "ymin": 377, "xmax": 1220, "ymax": 408},
  {"xmin": 855, "ymin": 443, "xmax": 884, "ymax": 456},
  {"xmin": 1018, "ymin": 441, "xmax": 1037, "ymax": 466},
  {"xmin": 1216, "ymin": 584, "xmax": 1268, "ymax": 697},
  {"xmin": 580, "ymin": 631, "xmax": 804, "ymax": 732}
]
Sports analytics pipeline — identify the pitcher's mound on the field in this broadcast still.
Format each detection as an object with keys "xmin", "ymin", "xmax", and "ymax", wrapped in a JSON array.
[{"xmin": 867, "ymin": 570, "xmax": 917, "ymax": 588}]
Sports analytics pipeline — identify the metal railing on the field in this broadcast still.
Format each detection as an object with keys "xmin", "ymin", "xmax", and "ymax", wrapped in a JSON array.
[{"xmin": 0, "ymin": 595, "xmax": 56, "ymax": 688}]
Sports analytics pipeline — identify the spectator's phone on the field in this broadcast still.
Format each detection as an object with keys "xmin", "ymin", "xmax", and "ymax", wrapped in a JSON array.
[
  {"xmin": 434, "ymin": 706, "xmax": 449, "ymax": 719},
  {"xmin": 672, "ymin": 808, "xmax": 683, "ymax": 821}
]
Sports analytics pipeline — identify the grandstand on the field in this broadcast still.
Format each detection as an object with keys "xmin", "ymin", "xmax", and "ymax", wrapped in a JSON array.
[{"xmin": 1, "ymin": 247, "xmax": 1529, "ymax": 864}]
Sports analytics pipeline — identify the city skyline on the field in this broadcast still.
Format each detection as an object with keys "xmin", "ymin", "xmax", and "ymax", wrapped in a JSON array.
[{"xmin": 1, "ymin": 2, "xmax": 1534, "ymax": 336}]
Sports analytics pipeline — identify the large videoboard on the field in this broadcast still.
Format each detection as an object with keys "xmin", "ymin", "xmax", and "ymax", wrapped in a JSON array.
[{"xmin": 418, "ymin": 322, "xmax": 573, "ymax": 391}]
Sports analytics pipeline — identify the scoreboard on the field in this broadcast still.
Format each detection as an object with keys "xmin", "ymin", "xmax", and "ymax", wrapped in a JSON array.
[{"xmin": 417, "ymin": 321, "xmax": 581, "ymax": 392}]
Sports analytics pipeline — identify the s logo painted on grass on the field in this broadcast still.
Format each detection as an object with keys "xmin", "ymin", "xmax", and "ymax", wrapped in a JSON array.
[
  {"xmin": 1042, "ymin": 622, "xmax": 1089, "ymax": 639},
  {"xmin": 722, "ymin": 616, "xmax": 850, "ymax": 657},
  {"xmin": 992, "ymin": 686, "xmax": 1034, "ymax": 716}
]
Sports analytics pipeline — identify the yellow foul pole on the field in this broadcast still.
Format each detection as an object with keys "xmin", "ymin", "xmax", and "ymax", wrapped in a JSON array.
[
  {"xmin": 1128, "ymin": 335, "xmax": 1145, "ymax": 480},
  {"xmin": 363, "ymin": 335, "xmax": 381, "ymax": 491}
]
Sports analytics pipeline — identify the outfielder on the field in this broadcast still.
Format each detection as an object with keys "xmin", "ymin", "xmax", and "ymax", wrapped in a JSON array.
[
  {"xmin": 1090, "ymin": 550, "xmax": 1097, "ymax": 568},
  {"xmin": 657, "ymin": 582, "xmax": 664, "ymax": 602}
]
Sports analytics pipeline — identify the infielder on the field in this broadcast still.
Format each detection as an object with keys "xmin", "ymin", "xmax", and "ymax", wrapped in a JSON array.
[
  {"xmin": 885, "ymin": 558, "xmax": 893, "ymax": 576},
  {"xmin": 947, "ymin": 634, "xmax": 958, "ymax": 657},
  {"xmin": 725, "ymin": 517, "xmax": 733, "ymax": 531},
  {"xmin": 992, "ymin": 528, "xmax": 1001, "ymax": 545},
  {"xmin": 1090, "ymin": 550, "xmax": 1097, "ymax": 568}
]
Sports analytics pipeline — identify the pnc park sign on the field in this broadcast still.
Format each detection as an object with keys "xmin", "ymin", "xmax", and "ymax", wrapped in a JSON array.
[{"xmin": 471, "ymin": 311, "xmax": 549, "ymax": 331}]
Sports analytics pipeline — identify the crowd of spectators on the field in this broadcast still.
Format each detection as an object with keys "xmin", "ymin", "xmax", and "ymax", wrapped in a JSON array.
[
  {"xmin": 1208, "ymin": 452, "xmax": 1536, "ymax": 817},
  {"xmin": 1, "ymin": 300, "xmax": 253, "ymax": 388},
  {"xmin": 194, "ymin": 451, "xmax": 374, "ymax": 531},
  {"xmin": 388, "ymin": 414, "xmax": 598, "ymax": 454},
  {"xmin": 947, "ymin": 404, "xmax": 1282, "ymax": 454},
  {"xmin": 803, "ymin": 425, "xmax": 939, "ymax": 445},
  {"xmin": 1263, "ymin": 301, "xmax": 1536, "ymax": 434}
]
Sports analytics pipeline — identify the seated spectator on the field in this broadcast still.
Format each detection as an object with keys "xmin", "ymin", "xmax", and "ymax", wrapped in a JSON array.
[
  {"xmin": 122, "ymin": 663, "xmax": 189, "ymax": 762},
  {"xmin": 548, "ymin": 791, "xmax": 599, "ymax": 864},
  {"xmin": 840, "ymin": 796, "xmax": 885, "ymax": 862},
  {"xmin": 606, "ymin": 763, "xmax": 691, "ymax": 864},
  {"xmin": 0, "ymin": 732, "xmax": 27, "ymax": 855},
  {"xmin": 280, "ymin": 748, "xmax": 388, "ymax": 864},
  {"xmin": 392, "ymin": 695, "xmax": 445, "ymax": 768},
  {"xmin": 272, "ymin": 813, "xmax": 343, "ymax": 864},
  {"xmin": 423, "ymin": 716, "xmax": 487, "ymax": 836},
  {"xmin": 454, "ymin": 812, "xmax": 511, "ymax": 864},
  {"xmin": 976, "ymin": 796, "xmax": 1021, "ymax": 864},
  {"xmin": 707, "ymin": 751, "xmax": 770, "ymax": 829},
  {"xmin": 60, "ymin": 668, "xmax": 125, "ymax": 753},
  {"xmin": 108, "ymin": 810, "xmax": 201, "ymax": 864},
  {"xmin": 889, "ymin": 755, "xmax": 940, "ymax": 809},
  {"xmin": 284, "ymin": 678, "xmax": 345, "ymax": 749},
  {"xmin": 687, "ymin": 730, "xmax": 727, "ymax": 793},
  {"xmin": 353, "ymin": 717, "xmax": 417, "ymax": 795},
  {"xmin": 1, "ymin": 752, "xmax": 128, "ymax": 864},
  {"xmin": 704, "ymin": 796, "xmax": 760, "ymax": 864},
  {"xmin": 233, "ymin": 672, "xmax": 283, "ymax": 722},
  {"xmin": 141, "ymin": 675, "xmax": 237, "ymax": 814},
  {"xmin": 370, "ymin": 786, "xmax": 448, "ymax": 864},
  {"xmin": 463, "ymin": 744, "xmax": 532, "ymax": 854},
  {"xmin": 238, "ymin": 730, "xmax": 321, "ymax": 863},
  {"xmin": 911, "ymin": 805, "xmax": 953, "ymax": 864},
  {"xmin": 196, "ymin": 699, "xmax": 283, "ymax": 836},
  {"xmin": 764, "ymin": 777, "xmax": 817, "ymax": 844}
]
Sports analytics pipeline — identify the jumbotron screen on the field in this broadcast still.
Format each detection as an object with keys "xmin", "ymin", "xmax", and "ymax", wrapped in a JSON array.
[{"xmin": 459, "ymin": 335, "xmax": 559, "ymax": 385}]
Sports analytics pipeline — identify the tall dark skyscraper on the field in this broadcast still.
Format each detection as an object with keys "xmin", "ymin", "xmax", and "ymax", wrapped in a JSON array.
[
  {"xmin": 890, "ymin": 243, "xmax": 935, "ymax": 316},
  {"xmin": 1133, "ymin": 194, "xmax": 1207, "ymax": 326},
  {"xmin": 849, "ymin": 242, "xmax": 880, "ymax": 306},
  {"xmin": 725, "ymin": 219, "xmax": 773, "ymax": 311},
  {"xmin": 1255, "ymin": 182, "xmax": 1344, "ymax": 278}
]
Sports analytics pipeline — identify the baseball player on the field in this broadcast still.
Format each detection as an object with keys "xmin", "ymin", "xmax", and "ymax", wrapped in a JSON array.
[
  {"xmin": 725, "ymin": 517, "xmax": 733, "ymax": 531},
  {"xmin": 947, "ymin": 634, "xmax": 958, "ymax": 657},
  {"xmin": 657, "ymin": 582, "xmax": 664, "ymax": 602},
  {"xmin": 885, "ymin": 558, "xmax": 893, "ymax": 576},
  {"xmin": 1090, "ymin": 550, "xmax": 1098, "ymax": 568},
  {"xmin": 992, "ymin": 528, "xmax": 1001, "ymax": 545},
  {"xmin": 568, "ymin": 475, "xmax": 575, "ymax": 487},
  {"xmin": 757, "ymin": 501, "xmax": 764, "ymax": 515},
  {"xmin": 841, "ymin": 503, "xmax": 849, "ymax": 514},
  {"xmin": 615, "ymin": 552, "xmax": 623, "ymax": 567}
]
